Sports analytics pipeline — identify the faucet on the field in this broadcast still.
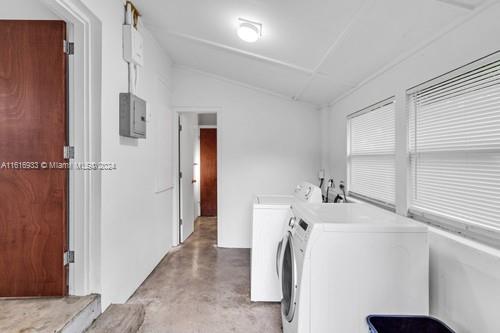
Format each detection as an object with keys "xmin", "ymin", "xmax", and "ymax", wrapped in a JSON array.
[
  {"xmin": 324, "ymin": 178, "xmax": 335, "ymax": 203},
  {"xmin": 339, "ymin": 181, "xmax": 347, "ymax": 203}
]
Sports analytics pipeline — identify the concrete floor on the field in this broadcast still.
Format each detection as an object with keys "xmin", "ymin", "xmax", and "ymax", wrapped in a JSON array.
[
  {"xmin": 128, "ymin": 217, "xmax": 282, "ymax": 333},
  {"xmin": 0, "ymin": 294, "xmax": 100, "ymax": 333}
]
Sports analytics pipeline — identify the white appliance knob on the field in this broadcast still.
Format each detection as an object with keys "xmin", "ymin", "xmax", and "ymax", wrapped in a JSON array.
[{"xmin": 288, "ymin": 217, "xmax": 296, "ymax": 227}]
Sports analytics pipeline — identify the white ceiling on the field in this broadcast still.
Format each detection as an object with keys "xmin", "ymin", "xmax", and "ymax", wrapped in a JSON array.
[{"xmin": 135, "ymin": 0, "xmax": 483, "ymax": 106}]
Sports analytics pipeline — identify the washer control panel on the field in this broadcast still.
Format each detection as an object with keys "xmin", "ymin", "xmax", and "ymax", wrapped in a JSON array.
[
  {"xmin": 293, "ymin": 218, "xmax": 311, "ymax": 244},
  {"xmin": 298, "ymin": 219, "xmax": 309, "ymax": 232}
]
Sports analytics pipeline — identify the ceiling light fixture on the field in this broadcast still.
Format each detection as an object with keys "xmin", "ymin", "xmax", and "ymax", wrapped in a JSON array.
[{"xmin": 237, "ymin": 18, "xmax": 262, "ymax": 43}]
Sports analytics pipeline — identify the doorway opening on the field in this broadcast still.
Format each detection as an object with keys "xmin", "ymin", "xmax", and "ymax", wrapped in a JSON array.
[
  {"xmin": 199, "ymin": 127, "xmax": 217, "ymax": 217},
  {"xmin": 177, "ymin": 112, "xmax": 218, "ymax": 244}
]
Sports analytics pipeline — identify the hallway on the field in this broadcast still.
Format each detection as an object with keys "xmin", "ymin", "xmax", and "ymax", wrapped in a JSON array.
[{"xmin": 128, "ymin": 217, "xmax": 282, "ymax": 333}]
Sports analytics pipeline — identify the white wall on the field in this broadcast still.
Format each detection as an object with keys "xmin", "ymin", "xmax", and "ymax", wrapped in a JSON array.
[
  {"xmin": 83, "ymin": 0, "xmax": 174, "ymax": 309},
  {"xmin": 323, "ymin": 3, "xmax": 500, "ymax": 332},
  {"xmin": 1, "ymin": 0, "xmax": 59, "ymax": 19},
  {"xmin": 172, "ymin": 68, "xmax": 321, "ymax": 248}
]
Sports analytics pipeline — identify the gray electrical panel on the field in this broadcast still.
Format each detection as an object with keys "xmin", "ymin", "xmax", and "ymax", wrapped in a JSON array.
[{"xmin": 119, "ymin": 93, "xmax": 147, "ymax": 138}]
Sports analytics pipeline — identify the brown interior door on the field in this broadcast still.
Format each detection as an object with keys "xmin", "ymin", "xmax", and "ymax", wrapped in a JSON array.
[
  {"xmin": 200, "ymin": 129, "xmax": 217, "ymax": 216},
  {"xmin": 0, "ymin": 20, "xmax": 68, "ymax": 296}
]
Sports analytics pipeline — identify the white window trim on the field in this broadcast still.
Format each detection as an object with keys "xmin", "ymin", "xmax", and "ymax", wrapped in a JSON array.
[
  {"xmin": 347, "ymin": 96, "xmax": 395, "ymax": 120},
  {"xmin": 348, "ymin": 192, "xmax": 396, "ymax": 212},
  {"xmin": 408, "ymin": 209, "xmax": 500, "ymax": 249},
  {"xmin": 407, "ymin": 51, "xmax": 500, "ymax": 94}
]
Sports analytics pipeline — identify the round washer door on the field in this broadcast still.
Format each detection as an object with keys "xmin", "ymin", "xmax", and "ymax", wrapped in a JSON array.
[
  {"xmin": 277, "ymin": 216, "xmax": 296, "ymax": 278},
  {"xmin": 281, "ymin": 231, "xmax": 297, "ymax": 322}
]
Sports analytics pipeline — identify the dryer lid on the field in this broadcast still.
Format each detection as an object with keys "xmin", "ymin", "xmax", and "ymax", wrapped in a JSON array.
[{"xmin": 255, "ymin": 195, "xmax": 294, "ymax": 206}]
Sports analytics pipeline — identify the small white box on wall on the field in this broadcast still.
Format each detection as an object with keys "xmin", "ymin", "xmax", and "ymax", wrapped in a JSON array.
[{"xmin": 123, "ymin": 24, "xmax": 144, "ymax": 66}]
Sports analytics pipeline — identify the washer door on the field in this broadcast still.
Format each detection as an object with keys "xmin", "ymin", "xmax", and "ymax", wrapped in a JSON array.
[
  {"xmin": 277, "ymin": 216, "xmax": 296, "ymax": 278},
  {"xmin": 276, "ymin": 231, "xmax": 289, "ymax": 278},
  {"xmin": 276, "ymin": 239, "xmax": 283, "ymax": 277},
  {"xmin": 281, "ymin": 231, "xmax": 297, "ymax": 322}
]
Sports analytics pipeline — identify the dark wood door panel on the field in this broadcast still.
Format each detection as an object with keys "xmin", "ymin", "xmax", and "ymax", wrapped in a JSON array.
[
  {"xmin": 200, "ymin": 129, "xmax": 217, "ymax": 216},
  {"xmin": 0, "ymin": 20, "xmax": 67, "ymax": 296}
]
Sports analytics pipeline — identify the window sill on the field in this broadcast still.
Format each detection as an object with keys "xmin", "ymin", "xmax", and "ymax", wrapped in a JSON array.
[
  {"xmin": 348, "ymin": 196, "xmax": 500, "ymax": 252},
  {"xmin": 346, "ymin": 194, "xmax": 396, "ymax": 213},
  {"xmin": 426, "ymin": 224, "xmax": 500, "ymax": 258}
]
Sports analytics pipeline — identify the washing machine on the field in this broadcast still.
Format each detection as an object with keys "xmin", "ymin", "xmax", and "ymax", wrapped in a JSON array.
[
  {"xmin": 281, "ymin": 202, "xmax": 429, "ymax": 333},
  {"xmin": 251, "ymin": 182, "xmax": 322, "ymax": 302}
]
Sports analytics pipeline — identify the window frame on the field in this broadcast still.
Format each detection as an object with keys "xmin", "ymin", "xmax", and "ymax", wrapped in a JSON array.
[
  {"xmin": 405, "ymin": 51, "xmax": 500, "ymax": 248},
  {"xmin": 346, "ymin": 96, "xmax": 396, "ymax": 211}
]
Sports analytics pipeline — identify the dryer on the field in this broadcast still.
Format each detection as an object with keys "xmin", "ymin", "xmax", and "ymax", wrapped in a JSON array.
[
  {"xmin": 251, "ymin": 182, "xmax": 322, "ymax": 302},
  {"xmin": 281, "ymin": 202, "xmax": 429, "ymax": 333}
]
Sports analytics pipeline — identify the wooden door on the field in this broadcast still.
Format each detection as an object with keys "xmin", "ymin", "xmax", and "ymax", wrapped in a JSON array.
[
  {"xmin": 200, "ymin": 129, "xmax": 217, "ymax": 216},
  {"xmin": 0, "ymin": 21, "xmax": 68, "ymax": 296}
]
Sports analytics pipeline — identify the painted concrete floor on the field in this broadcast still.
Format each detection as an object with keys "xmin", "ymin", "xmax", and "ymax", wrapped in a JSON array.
[{"xmin": 128, "ymin": 217, "xmax": 282, "ymax": 333}]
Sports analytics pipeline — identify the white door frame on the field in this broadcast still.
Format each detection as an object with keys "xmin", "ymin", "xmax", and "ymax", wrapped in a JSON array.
[
  {"xmin": 173, "ymin": 107, "xmax": 221, "ymax": 246},
  {"xmin": 43, "ymin": 0, "xmax": 102, "ymax": 296}
]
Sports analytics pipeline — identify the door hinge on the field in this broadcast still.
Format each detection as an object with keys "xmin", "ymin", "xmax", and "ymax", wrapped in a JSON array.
[
  {"xmin": 179, "ymin": 124, "xmax": 182, "ymax": 131},
  {"xmin": 179, "ymin": 171, "xmax": 183, "ymax": 178},
  {"xmin": 180, "ymin": 219, "xmax": 183, "ymax": 226},
  {"xmin": 64, "ymin": 146, "xmax": 75, "ymax": 159},
  {"xmin": 64, "ymin": 250, "xmax": 75, "ymax": 265},
  {"xmin": 63, "ymin": 40, "xmax": 74, "ymax": 55}
]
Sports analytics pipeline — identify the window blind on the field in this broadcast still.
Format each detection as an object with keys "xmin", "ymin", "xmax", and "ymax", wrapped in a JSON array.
[
  {"xmin": 348, "ymin": 99, "xmax": 395, "ymax": 206},
  {"xmin": 408, "ymin": 54, "xmax": 500, "ymax": 239}
]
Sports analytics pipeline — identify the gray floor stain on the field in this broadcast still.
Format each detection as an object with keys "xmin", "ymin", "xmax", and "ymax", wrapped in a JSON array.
[{"xmin": 128, "ymin": 217, "xmax": 282, "ymax": 333}]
